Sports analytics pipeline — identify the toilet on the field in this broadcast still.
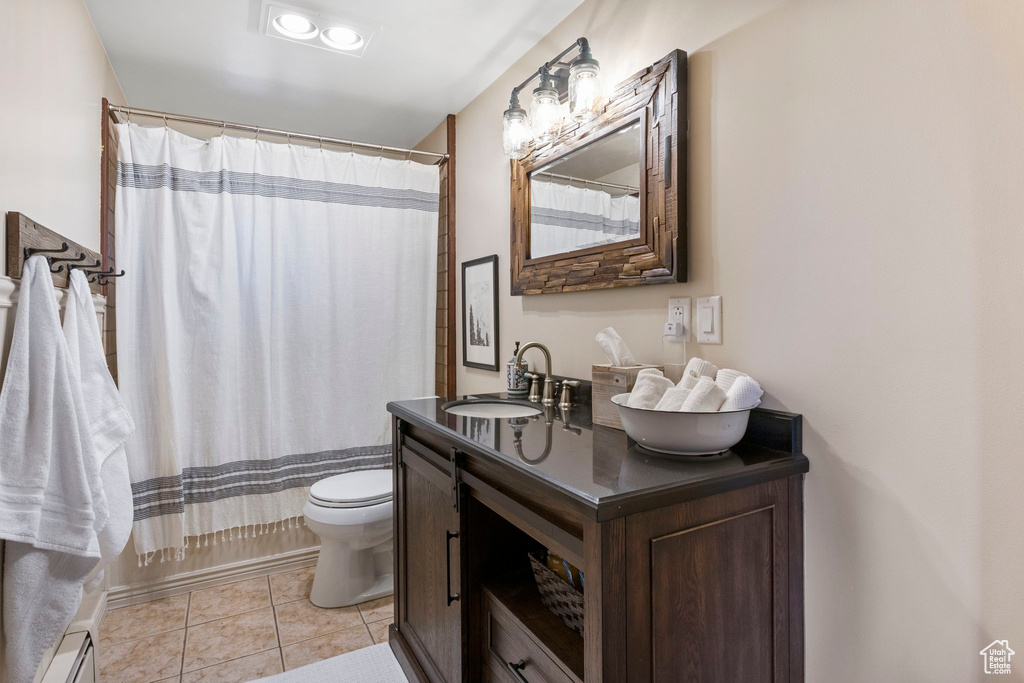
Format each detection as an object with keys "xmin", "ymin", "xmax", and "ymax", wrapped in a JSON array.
[{"xmin": 303, "ymin": 469, "xmax": 394, "ymax": 608}]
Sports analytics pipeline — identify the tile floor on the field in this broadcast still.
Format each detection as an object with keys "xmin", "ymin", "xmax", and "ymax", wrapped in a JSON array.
[{"xmin": 97, "ymin": 566, "xmax": 393, "ymax": 683}]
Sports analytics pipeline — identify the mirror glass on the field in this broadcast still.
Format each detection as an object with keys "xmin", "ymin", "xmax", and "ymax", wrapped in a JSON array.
[{"xmin": 528, "ymin": 121, "xmax": 643, "ymax": 259}]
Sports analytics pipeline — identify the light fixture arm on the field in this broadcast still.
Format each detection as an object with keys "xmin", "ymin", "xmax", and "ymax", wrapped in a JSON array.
[{"xmin": 508, "ymin": 37, "xmax": 591, "ymax": 103}]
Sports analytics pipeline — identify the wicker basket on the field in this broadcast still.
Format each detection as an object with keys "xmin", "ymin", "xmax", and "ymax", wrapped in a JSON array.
[{"xmin": 528, "ymin": 552, "xmax": 584, "ymax": 636}]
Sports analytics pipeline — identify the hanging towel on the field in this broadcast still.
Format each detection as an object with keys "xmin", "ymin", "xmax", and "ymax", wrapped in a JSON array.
[
  {"xmin": 683, "ymin": 357, "xmax": 718, "ymax": 381},
  {"xmin": 654, "ymin": 387, "xmax": 691, "ymax": 411},
  {"xmin": 625, "ymin": 373, "xmax": 675, "ymax": 409},
  {"xmin": 681, "ymin": 376, "xmax": 728, "ymax": 412},
  {"xmin": 714, "ymin": 368, "xmax": 748, "ymax": 394},
  {"xmin": 0, "ymin": 256, "xmax": 103, "ymax": 683},
  {"xmin": 64, "ymin": 269, "xmax": 136, "ymax": 588},
  {"xmin": 721, "ymin": 376, "xmax": 764, "ymax": 411}
]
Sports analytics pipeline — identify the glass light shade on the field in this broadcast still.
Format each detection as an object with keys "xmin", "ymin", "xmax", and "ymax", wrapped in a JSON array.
[
  {"xmin": 529, "ymin": 86, "xmax": 562, "ymax": 142},
  {"xmin": 502, "ymin": 107, "xmax": 532, "ymax": 159},
  {"xmin": 569, "ymin": 62, "xmax": 601, "ymax": 122}
]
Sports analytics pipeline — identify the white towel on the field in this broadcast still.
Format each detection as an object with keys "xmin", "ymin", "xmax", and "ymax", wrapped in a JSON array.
[
  {"xmin": 721, "ymin": 376, "xmax": 763, "ymax": 411},
  {"xmin": 0, "ymin": 256, "xmax": 104, "ymax": 683},
  {"xmin": 654, "ymin": 387, "xmax": 691, "ymax": 411},
  {"xmin": 681, "ymin": 376, "xmax": 728, "ymax": 412},
  {"xmin": 715, "ymin": 368, "xmax": 748, "ymax": 394},
  {"xmin": 678, "ymin": 371, "xmax": 701, "ymax": 390},
  {"xmin": 625, "ymin": 373, "xmax": 675, "ymax": 409},
  {"xmin": 637, "ymin": 367, "xmax": 663, "ymax": 377},
  {"xmin": 683, "ymin": 357, "xmax": 718, "ymax": 381},
  {"xmin": 64, "ymin": 269, "xmax": 136, "ymax": 589}
]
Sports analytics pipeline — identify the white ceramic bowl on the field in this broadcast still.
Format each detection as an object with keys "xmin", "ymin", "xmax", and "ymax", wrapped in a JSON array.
[{"xmin": 611, "ymin": 393, "xmax": 752, "ymax": 456}]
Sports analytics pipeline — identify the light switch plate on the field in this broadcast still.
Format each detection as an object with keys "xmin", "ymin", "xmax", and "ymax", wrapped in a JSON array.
[
  {"xmin": 696, "ymin": 296, "xmax": 722, "ymax": 344},
  {"xmin": 668, "ymin": 297, "xmax": 691, "ymax": 341}
]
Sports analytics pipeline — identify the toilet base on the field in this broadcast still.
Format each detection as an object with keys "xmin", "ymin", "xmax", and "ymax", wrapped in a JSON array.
[{"xmin": 309, "ymin": 540, "xmax": 395, "ymax": 608}]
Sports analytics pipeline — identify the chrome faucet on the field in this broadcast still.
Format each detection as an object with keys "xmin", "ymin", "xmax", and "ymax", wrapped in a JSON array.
[{"xmin": 515, "ymin": 342, "xmax": 555, "ymax": 405}]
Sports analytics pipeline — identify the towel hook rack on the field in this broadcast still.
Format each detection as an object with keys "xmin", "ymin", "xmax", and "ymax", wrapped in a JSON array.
[
  {"xmin": 47, "ymin": 253, "xmax": 88, "ymax": 273},
  {"xmin": 69, "ymin": 258, "xmax": 103, "ymax": 273},
  {"xmin": 24, "ymin": 242, "xmax": 70, "ymax": 260}
]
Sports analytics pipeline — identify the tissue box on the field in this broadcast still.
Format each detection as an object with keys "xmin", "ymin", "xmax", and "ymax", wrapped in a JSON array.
[{"xmin": 592, "ymin": 363, "xmax": 665, "ymax": 430}]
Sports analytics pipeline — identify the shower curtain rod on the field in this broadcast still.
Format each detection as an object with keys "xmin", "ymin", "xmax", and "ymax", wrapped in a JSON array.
[
  {"xmin": 107, "ymin": 104, "xmax": 448, "ymax": 160},
  {"xmin": 532, "ymin": 170, "xmax": 639, "ymax": 193}
]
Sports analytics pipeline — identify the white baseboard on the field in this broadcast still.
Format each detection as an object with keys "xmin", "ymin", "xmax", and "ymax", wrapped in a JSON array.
[{"xmin": 107, "ymin": 546, "xmax": 320, "ymax": 610}]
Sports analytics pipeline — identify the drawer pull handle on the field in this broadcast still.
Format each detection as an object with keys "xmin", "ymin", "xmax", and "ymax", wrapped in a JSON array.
[
  {"xmin": 506, "ymin": 659, "xmax": 530, "ymax": 683},
  {"xmin": 445, "ymin": 530, "xmax": 460, "ymax": 605}
]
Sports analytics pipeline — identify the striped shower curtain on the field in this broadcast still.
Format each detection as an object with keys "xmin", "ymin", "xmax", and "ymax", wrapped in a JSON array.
[
  {"xmin": 114, "ymin": 123, "xmax": 438, "ymax": 561},
  {"xmin": 529, "ymin": 180, "xmax": 641, "ymax": 259}
]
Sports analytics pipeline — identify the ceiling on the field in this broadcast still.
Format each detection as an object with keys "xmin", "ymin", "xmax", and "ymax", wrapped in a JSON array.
[{"xmin": 84, "ymin": 0, "xmax": 585, "ymax": 148}]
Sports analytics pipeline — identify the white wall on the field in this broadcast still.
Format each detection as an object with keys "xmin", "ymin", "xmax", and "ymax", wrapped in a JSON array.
[
  {"xmin": 0, "ymin": 0, "xmax": 126, "ymax": 263},
  {"xmin": 453, "ymin": 0, "xmax": 1024, "ymax": 679}
]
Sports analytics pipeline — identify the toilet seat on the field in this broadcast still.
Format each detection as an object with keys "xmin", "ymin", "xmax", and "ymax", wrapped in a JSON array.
[{"xmin": 308, "ymin": 469, "xmax": 392, "ymax": 509}]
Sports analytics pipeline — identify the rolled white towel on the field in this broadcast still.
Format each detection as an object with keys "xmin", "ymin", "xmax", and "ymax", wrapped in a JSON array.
[
  {"xmin": 626, "ymin": 374, "xmax": 675, "ymax": 409},
  {"xmin": 721, "ymin": 375, "xmax": 763, "ymax": 411},
  {"xmin": 678, "ymin": 371, "xmax": 701, "ymax": 390},
  {"xmin": 681, "ymin": 376, "xmax": 728, "ymax": 412},
  {"xmin": 715, "ymin": 368, "xmax": 748, "ymax": 394},
  {"xmin": 654, "ymin": 387, "xmax": 691, "ymax": 411},
  {"xmin": 637, "ymin": 368, "xmax": 664, "ymax": 377},
  {"xmin": 683, "ymin": 357, "xmax": 718, "ymax": 380}
]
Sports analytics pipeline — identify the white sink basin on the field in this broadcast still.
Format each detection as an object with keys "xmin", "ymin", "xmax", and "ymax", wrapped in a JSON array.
[{"xmin": 442, "ymin": 399, "xmax": 542, "ymax": 419}]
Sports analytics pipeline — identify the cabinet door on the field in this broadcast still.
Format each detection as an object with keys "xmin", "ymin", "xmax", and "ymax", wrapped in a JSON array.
[
  {"xmin": 624, "ymin": 478, "xmax": 798, "ymax": 683},
  {"xmin": 396, "ymin": 441, "xmax": 463, "ymax": 683}
]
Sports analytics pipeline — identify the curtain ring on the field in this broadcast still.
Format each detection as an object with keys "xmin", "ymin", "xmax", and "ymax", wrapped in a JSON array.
[
  {"xmin": 162, "ymin": 113, "xmax": 168, "ymax": 128},
  {"xmin": 220, "ymin": 120, "xmax": 226, "ymax": 137},
  {"xmin": 318, "ymin": 136, "xmax": 323, "ymax": 151},
  {"xmin": 126, "ymin": 106, "xmax": 132, "ymax": 123},
  {"xmin": 255, "ymin": 127, "xmax": 261, "ymax": 141}
]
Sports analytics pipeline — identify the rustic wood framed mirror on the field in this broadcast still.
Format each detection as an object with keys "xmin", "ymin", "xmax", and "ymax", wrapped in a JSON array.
[{"xmin": 510, "ymin": 49, "xmax": 687, "ymax": 295}]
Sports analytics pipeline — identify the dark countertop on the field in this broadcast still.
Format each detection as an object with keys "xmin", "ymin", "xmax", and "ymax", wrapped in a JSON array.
[{"xmin": 387, "ymin": 393, "xmax": 809, "ymax": 521}]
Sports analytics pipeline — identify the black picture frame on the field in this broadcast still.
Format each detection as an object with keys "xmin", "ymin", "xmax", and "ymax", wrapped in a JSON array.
[{"xmin": 461, "ymin": 254, "xmax": 500, "ymax": 371}]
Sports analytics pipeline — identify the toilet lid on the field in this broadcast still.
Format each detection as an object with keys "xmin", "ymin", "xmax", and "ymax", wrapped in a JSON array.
[{"xmin": 309, "ymin": 469, "xmax": 393, "ymax": 506}]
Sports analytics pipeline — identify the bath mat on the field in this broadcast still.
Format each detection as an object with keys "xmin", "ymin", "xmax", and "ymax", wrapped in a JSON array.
[{"xmin": 257, "ymin": 643, "xmax": 408, "ymax": 682}]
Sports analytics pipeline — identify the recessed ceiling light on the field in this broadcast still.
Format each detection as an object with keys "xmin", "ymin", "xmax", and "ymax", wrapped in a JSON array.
[
  {"xmin": 272, "ymin": 13, "xmax": 318, "ymax": 39},
  {"xmin": 320, "ymin": 26, "xmax": 363, "ymax": 51},
  {"xmin": 262, "ymin": 3, "xmax": 375, "ymax": 57}
]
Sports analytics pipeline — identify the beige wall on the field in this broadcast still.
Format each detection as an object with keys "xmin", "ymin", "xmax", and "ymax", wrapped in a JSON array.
[
  {"xmin": 453, "ymin": 0, "xmax": 1024, "ymax": 679},
  {"xmin": 0, "ymin": 0, "xmax": 126, "ymax": 264}
]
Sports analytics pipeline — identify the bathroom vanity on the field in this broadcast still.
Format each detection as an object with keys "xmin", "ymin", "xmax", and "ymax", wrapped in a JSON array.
[{"xmin": 386, "ymin": 394, "xmax": 809, "ymax": 683}]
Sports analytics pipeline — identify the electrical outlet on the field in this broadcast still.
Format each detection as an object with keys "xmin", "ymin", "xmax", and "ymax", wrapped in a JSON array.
[{"xmin": 668, "ymin": 297, "xmax": 691, "ymax": 341}]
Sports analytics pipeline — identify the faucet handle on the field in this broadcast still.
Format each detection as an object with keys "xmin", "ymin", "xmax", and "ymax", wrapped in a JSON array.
[
  {"xmin": 524, "ymin": 373, "xmax": 541, "ymax": 403},
  {"xmin": 558, "ymin": 380, "xmax": 581, "ymax": 409}
]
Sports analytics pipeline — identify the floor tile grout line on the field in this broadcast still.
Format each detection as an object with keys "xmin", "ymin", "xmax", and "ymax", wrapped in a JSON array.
[
  {"xmin": 177, "ymin": 645, "xmax": 281, "ymax": 679},
  {"xmin": 180, "ymin": 590, "xmax": 192, "ymax": 677}
]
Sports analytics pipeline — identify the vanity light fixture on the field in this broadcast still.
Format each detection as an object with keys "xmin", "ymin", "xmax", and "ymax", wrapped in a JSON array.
[
  {"xmin": 263, "ymin": 3, "xmax": 375, "ymax": 57},
  {"xmin": 501, "ymin": 38, "xmax": 602, "ymax": 158}
]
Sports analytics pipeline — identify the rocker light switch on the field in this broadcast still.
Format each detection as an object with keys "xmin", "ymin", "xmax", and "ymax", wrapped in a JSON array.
[{"xmin": 696, "ymin": 296, "xmax": 722, "ymax": 344}]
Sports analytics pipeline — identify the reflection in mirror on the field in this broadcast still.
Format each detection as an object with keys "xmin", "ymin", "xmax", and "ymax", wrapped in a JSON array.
[{"xmin": 529, "ymin": 121, "xmax": 643, "ymax": 259}]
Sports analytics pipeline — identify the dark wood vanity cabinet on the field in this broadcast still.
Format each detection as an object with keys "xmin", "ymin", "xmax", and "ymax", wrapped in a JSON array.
[
  {"xmin": 394, "ymin": 438, "xmax": 464, "ymax": 683},
  {"xmin": 387, "ymin": 400, "xmax": 809, "ymax": 683}
]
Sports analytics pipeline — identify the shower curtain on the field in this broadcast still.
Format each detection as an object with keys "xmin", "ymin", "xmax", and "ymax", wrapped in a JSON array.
[
  {"xmin": 114, "ymin": 123, "xmax": 439, "ymax": 560},
  {"xmin": 530, "ymin": 180, "xmax": 641, "ymax": 259}
]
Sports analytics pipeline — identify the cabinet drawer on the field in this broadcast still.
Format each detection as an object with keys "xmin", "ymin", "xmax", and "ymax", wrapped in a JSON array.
[{"xmin": 483, "ymin": 592, "xmax": 575, "ymax": 683}]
